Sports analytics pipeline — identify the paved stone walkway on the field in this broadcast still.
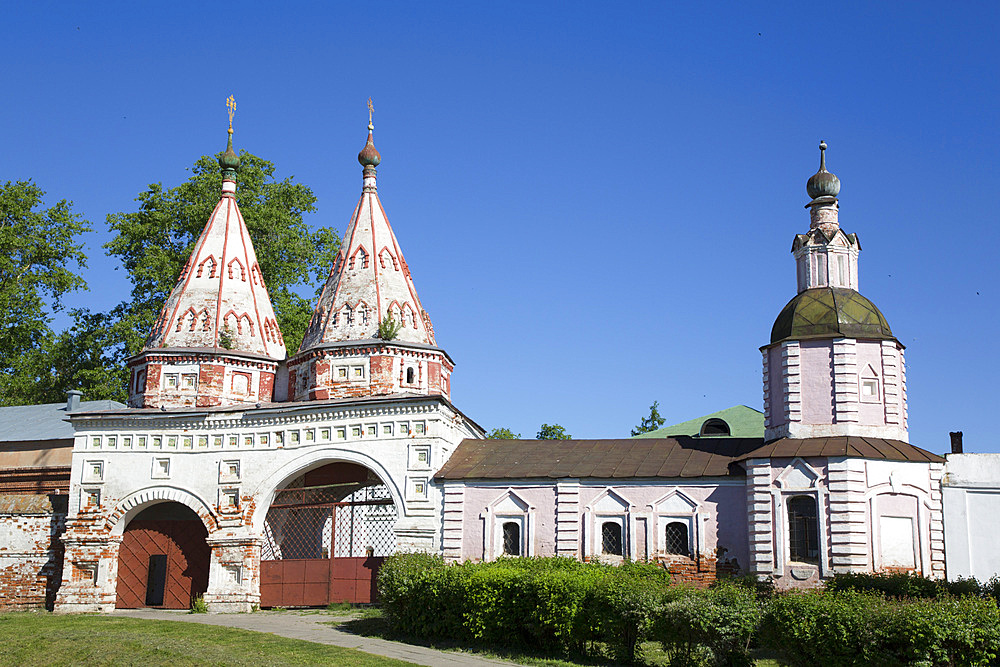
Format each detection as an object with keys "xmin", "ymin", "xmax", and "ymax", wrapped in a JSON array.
[{"xmin": 113, "ymin": 609, "xmax": 520, "ymax": 667}]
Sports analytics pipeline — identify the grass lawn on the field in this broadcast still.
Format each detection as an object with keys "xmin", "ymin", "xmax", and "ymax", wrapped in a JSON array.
[{"xmin": 0, "ymin": 612, "xmax": 414, "ymax": 667}]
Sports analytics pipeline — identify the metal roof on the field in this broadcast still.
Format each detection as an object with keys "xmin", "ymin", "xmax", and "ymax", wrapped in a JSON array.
[
  {"xmin": 0, "ymin": 400, "xmax": 125, "ymax": 443},
  {"xmin": 435, "ymin": 437, "xmax": 764, "ymax": 480},
  {"xmin": 633, "ymin": 405, "xmax": 764, "ymax": 439},
  {"xmin": 738, "ymin": 437, "xmax": 944, "ymax": 463},
  {"xmin": 770, "ymin": 287, "xmax": 895, "ymax": 345},
  {"xmin": 436, "ymin": 435, "xmax": 944, "ymax": 481}
]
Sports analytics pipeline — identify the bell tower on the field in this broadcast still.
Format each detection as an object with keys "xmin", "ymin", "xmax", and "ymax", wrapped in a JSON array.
[{"xmin": 762, "ymin": 142, "xmax": 907, "ymax": 442}]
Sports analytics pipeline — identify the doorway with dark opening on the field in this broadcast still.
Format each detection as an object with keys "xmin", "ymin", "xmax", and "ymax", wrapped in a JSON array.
[{"xmin": 115, "ymin": 502, "xmax": 210, "ymax": 609}]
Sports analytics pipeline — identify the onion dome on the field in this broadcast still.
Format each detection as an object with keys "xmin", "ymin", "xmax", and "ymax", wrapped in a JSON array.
[
  {"xmin": 806, "ymin": 140, "xmax": 840, "ymax": 200},
  {"xmin": 770, "ymin": 287, "xmax": 894, "ymax": 344},
  {"xmin": 218, "ymin": 128, "xmax": 241, "ymax": 181},
  {"xmin": 358, "ymin": 122, "xmax": 382, "ymax": 167}
]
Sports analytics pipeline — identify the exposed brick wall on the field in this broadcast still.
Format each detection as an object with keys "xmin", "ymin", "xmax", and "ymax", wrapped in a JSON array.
[
  {"xmin": 0, "ymin": 496, "xmax": 67, "ymax": 610},
  {"xmin": 658, "ymin": 550, "xmax": 741, "ymax": 588}
]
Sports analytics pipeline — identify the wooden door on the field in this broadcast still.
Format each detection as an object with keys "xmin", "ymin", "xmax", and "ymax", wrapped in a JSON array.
[{"xmin": 116, "ymin": 519, "xmax": 210, "ymax": 609}]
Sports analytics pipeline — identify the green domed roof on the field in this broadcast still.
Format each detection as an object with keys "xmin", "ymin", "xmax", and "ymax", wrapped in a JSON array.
[{"xmin": 770, "ymin": 287, "xmax": 894, "ymax": 344}]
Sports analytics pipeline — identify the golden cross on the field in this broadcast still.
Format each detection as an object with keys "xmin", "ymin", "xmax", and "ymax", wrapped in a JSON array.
[
  {"xmin": 227, "ymin": 95, "xmax": 236, "ymax": 132},
  {"xmin": 367, "ymin": 97, "xmax": 374, "ymax": 125}
]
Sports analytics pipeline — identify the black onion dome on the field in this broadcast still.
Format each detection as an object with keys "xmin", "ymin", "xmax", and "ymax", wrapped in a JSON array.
[
  {"xmin": 806, "ymin": 140, "xmax": 840, "ymax": 200},
  {"xmin": 770, "ymin": 287, "xmax": 895, "ymax": 345}
]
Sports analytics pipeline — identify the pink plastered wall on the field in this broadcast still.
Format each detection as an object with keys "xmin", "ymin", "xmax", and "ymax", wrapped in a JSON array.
[
  {"xmin": 799, "ymin": 341, "xmax": 834, "ymax": 424},
  {"xmin": 857, "ymin": 340, "xmax": 886, "ymax": 426},
  {"xmin": 457, "ymin": 480, "xmax": 748, "ymax": 570}
]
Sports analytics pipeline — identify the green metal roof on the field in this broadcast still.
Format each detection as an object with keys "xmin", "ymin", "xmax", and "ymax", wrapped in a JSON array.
[
  {"xmin": 633, "ymin": 405, "xmax": 764, "ymax": 439},
  {"xmin": 770, "ymin": 287, "xmax": 894, "ymax": 345}
]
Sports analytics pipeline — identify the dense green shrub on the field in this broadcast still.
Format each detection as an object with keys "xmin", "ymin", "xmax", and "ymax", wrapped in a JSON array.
[
  {"xmin": 762, "ymin": 590, "xmax": 1000, "ymax": 667},
  {"xmin": 654, "ymin": 582, "xmax": 761, "ymax": 667},
  {"xmin": 377, "ymin": 554, "xmax": 670, "ymax": 661},
  {"xmin": 825, "ymin": 571, "xmax": 942, "ymax": 599},
  {"xmin": 583, "ymin": 561, "xmax": 672, "ymax": 663}
]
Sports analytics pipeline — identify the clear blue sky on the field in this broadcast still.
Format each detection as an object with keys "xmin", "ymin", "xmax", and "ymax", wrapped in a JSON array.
[{"xmin": 3, "ymin": 2, "xmax": 997, "ymax": 453}]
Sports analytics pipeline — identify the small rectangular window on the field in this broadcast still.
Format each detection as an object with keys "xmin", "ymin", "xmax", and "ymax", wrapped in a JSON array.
[
  {"xmin": 106, "ymin": 436, "xmax": 117, "ymax": 448},
  {"xmin": 167, "ymin": 436, "xmax": 178, "ymax": 448},
  {"xmin": 260, "ymin": 434, "xmax": 269, "ymax": 447},
  {"xmin": 198, "ymin": 435, "xmax": 208, "ymax": 448},
  {"xmin": 123, "ymin": 436, "xmax": 132, "ymax": 448},
  {"xmin": 213, "ymin": 435, "xmax": 224, "ymax": 448},
  {"xmin": 336, "ymin": 427, "xmax": 347, "ymax": 440},
  {"xmin": 182, "ymin": 436, "xmax": 193, "ymax": 449},
  {"xmin": 152, "ymin": 436, "xmax": 162, "ymax": 449},
  {"xmin": 351, "ymin": 425, "xmax": 362, "ymax": 438},
  {"xmin": 367, "ymin": 424, "xmax": 377, "ymax": 437},
  {"xmin": 137, "ymin": 436, "xmax": 147, "ymax": 448},
  {"xmin": 320, "ymin": 428, "xmax": 331, "ymax": 441}
]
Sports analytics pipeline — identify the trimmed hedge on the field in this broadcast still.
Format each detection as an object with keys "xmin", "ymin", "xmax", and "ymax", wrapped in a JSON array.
[
  {"xmin": 377, "ymin": 554, "xmax": 669, "ymax": 661},
  {"xmin": 379, "ymin": 555, "xmax": 1000, "ymax": 666},
  {"xmin": 762, "ymin": 590, "xmax": 1000, "ymax": 667},
  {"xmin": 825, "ymin": 570, "xmax": 1000, "ymax": 603}
]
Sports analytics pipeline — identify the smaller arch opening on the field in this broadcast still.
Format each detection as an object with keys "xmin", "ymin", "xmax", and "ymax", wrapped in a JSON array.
[
  {"xmin": 700, "ymin": 418, "xmax": 731, "ymax": 437},
  {"xmin": 406, "ymin": 367, "xmax": 415, "ymax": 384},
  {"xmin": 502, "ymin": 522, "xmax": 521, "ymax": 556}
]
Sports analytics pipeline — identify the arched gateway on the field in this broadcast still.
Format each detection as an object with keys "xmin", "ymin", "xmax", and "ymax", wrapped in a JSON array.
[
  {"xmin": 115, "ymin": 502, "xmax": 210, "ymax": 609},
  {"xmin": 259, "ymin": 462, "xmax": 397, "ymax": 606}
]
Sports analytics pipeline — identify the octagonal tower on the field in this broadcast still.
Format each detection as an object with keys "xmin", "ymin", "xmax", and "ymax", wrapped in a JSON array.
[{"xmin": 761, "ymin": 143, "xmax": 907, "ymax": 442}]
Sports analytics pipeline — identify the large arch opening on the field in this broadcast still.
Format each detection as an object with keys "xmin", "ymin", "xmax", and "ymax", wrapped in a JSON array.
[
  {"xmin": 259, "ymin": 461, "xmax": 397, "ymax": 607},
  {"xmin": 115, "ymin": 502, "xmax": 210, "ymax": 609}
]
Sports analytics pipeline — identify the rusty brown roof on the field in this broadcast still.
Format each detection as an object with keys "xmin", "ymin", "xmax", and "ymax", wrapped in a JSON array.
[
  {"xmin": 435, "ymin": 435, "xmax": 944, "ymax": 481},
  {"xmin": 435, "ymin": 437, "xmax": 764, "ymax": 480},
  {"xmin": 735, "ymin": 437, "xmax": 944, "ymax": 463}
]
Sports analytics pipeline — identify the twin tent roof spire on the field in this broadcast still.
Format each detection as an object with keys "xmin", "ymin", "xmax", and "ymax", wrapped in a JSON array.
[{"xmin": 128, "ymin": 106, "xmax": 449, "ymax": 409}]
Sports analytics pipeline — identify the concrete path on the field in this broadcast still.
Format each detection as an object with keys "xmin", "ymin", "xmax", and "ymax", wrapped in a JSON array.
[{"xmin": 113, "ymin": 609, "xmax": 520, "ymax": 667}]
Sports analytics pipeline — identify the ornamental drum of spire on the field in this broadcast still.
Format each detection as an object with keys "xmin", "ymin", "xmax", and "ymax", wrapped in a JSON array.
[
  {"xmin": 761, "ymin": 142, "xmax": 908, "ymax": 442},
  {"xmin": 127, "ymin": 116, "xmax": 287, "ymax": 409},
  {"xmin": 287, "ymin": 115, "xmax": 453, "ymax": 402}
]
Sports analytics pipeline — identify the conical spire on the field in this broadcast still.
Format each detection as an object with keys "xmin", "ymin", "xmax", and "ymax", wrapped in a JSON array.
[
  {"xmin": 298, "ymin": 104, "xmax": 436, "ymax": 352},
  {"xmin": 144, "ymin": 99, "xmax": 286, "ymax": 360}
]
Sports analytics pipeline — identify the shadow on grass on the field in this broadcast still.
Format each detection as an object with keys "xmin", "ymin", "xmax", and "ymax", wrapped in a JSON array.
[{"xmin": 335, "ymin": 614, "xmax": 661, "ymax": 667}]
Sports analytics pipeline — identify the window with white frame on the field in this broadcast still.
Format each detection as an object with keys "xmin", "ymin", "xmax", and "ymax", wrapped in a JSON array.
[
  {"xmin": 860, "ymin": 364, "xmax": 880, "ymax": 403},
  {"xmin": 787, "ymin": 494, "xmax": 819, "ymax": 564}
]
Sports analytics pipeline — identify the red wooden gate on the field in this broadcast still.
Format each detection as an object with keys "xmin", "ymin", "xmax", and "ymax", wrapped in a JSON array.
[
  {"xmin": 259, "ymin": 479, "xmax": 396, "ymax": 608},
  {"xmin": 260, "ymin": 556, "xmax": 385, "ymax": 607},
  {"xmin": 115, "ymin": 519, "xmax": 210, "ymax": 609}
]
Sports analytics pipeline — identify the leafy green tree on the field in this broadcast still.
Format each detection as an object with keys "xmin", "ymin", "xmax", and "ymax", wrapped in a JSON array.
[
  {"xmin": 77, "ymin": 150, "xmax": 340, "ymax": 400},
  {"xmin": 536, "ymin": 423, "xmax": 571, "ymax": 440},
  {"xmin": 631, "ymin": 400, "xmax": 666, "ymax": 436},
  {"xmin": 485, "ymin": 427, "xmax": 520, "ymax": 439},
  {"xmin": 0, "ymin": 180, "xmax": 90, "ymax": 405}
]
